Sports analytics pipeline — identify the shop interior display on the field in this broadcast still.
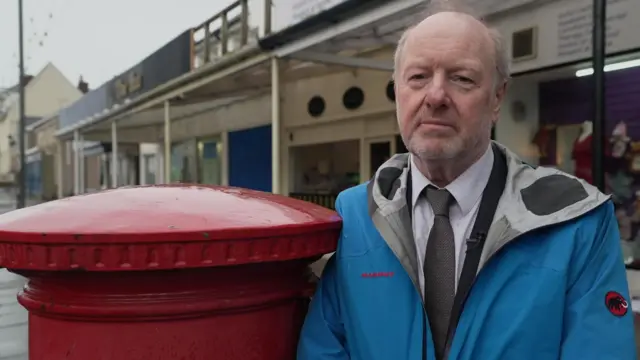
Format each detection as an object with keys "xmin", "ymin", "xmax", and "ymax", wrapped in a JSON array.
[
  {"xmin": 573, "ymin": 120, "xmax": 640, "ymax": 268},
  {"xmin": 572, "ymin": 120, "xmax": 594, "ymax": 185},
  {"xmin": 532, "ymin": 125, "xmax": 556, "ymax": 165},
  {"xmin": 535, "ymin": 119, "xmax": 640, "ymax": 268}
]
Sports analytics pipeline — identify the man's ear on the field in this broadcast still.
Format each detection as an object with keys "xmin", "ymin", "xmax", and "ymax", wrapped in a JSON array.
[{"xmin": 493, "ymin": 80, "xmax": 508, "ymax": 113}]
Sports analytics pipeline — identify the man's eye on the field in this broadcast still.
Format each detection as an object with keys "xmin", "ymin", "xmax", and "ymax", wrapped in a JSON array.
[
  {"xmin": 452, "ymin": 75, "xmax": 473, "ymax": 84},
  {"xmin": 409, "ymin": 74, "xmax": 426, "ymax": 80}
]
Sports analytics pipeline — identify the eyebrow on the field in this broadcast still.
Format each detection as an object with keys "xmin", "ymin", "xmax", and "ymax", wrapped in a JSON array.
[{"xmin": 403, "ymin": 60, "xmax": 483, "ymax": 74}]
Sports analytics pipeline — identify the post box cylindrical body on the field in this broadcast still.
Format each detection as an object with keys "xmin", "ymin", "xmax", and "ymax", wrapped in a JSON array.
[{"xmin": 0, "ymin": 185, "xmax": 340, "ymax": 360}]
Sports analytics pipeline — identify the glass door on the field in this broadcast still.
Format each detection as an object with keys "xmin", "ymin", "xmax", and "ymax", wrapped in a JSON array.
[{"xmin": 197, "ymin": 137, "xmax": 222, "ymax": 185}]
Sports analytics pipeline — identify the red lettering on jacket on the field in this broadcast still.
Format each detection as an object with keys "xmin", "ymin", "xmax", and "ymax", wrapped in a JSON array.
[{"xmin": 361, "ymin": 272, "xmax": 394, "ymax": 278}]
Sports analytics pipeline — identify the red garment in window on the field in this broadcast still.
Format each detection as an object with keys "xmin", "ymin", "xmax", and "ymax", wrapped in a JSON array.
[{"xmin": 572, "ymin": 135, "xmax": 593, "ymax": 184}]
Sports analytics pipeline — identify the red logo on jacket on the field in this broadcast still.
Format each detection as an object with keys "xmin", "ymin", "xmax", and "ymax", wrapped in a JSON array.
[{"xmin": 605, "ymin": 291, "xmax": 628, "ymax": 317}]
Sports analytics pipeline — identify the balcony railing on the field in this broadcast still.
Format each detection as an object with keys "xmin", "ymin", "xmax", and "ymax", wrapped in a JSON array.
[
  {"xmin": 191, "ymin": 0, "xmax": 258, "ymax": 69},
  {"xmin": 289, "ymin": 193, "xmax": 338, "ymax": 211}
]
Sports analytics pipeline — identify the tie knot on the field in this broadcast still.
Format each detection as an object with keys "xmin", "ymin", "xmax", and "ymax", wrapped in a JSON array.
[{"xmin": 425, "ymin": 186, "xmax": 454, "ymax": 217}]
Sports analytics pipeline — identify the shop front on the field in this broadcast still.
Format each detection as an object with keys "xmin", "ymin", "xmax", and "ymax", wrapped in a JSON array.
[
  {"xmin": 99, "ymin": 143, "xmax": 140, "ymax": 189},
  {"xmin": 171, "ymin": 139, "xmax": 197, "ymax": 183},
  {"xmin": 495, "ymin": 55, "xmax": 640, "ymax": 270},
  {"xmin": 25, "ymin": 115, "xmax": 63, "ymax": 202},
  {"xmin": 487, "ymin": 0, "xmax": 640, "ymax": 269},
  {"xmin": 198, "ymin": 136, "xmax": 223, "ymax": 185},
  {"xmin": 280, "ymin": 46, "xmax": 405, "ymax": 208},
  {"xmin": 228, "ymin": 125, "xmax": 270, "ymax": 192},
  {"xmin": 25, "ymin": 151, "xmax": 42, "ymax": 201},
  {"xmin": 168, "ymin": 136, "xmax": 224, "ymax": 185},
  {"xmin": 289, "ymin": 139, "xmax": 360, "ymax": 209},
  {"xmin": 287, "ymin": 133, "xmax": 408, "ymax": 210},
  {"xmin": 528, "ymin": 60, "xmax": 640, "ymax": 266}
]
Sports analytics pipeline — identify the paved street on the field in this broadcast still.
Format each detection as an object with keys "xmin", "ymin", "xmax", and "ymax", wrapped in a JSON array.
[{"xmin": 0, "ymin": 189, "xmax": 16, "ymax": 215}]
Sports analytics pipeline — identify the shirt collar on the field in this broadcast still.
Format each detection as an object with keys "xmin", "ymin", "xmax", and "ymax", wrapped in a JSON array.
[{"xmin": 410, "ymin": 144, "xmax": 494, "ymax": 216}]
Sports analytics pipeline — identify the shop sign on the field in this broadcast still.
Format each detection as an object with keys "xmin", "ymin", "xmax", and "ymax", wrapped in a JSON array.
[
  {"xmin": 272, "ymin": 0, "xmax": 541, "ymax": 31},
  {"xmin": 493, "ymin": 0, "xmax": 640, "ymax": 74},
  {"xmin": 113, "ymin": 71, "xmax": 143, "ymax": 100}
]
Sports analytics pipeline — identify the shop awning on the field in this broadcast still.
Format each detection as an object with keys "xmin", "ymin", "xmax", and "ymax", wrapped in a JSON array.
[
  {"xmin": 262, "ymin": 0, "xmax": 425, "ymax": 72},
  {"xmin": 55, "ymin": 1, "xmax": 423, "ymax": 142}
]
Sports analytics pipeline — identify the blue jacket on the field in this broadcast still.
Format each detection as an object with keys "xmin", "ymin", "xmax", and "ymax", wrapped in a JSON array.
[{"xmin": 297, "ymin": 143, "xmax": 636, "ymax": 359}]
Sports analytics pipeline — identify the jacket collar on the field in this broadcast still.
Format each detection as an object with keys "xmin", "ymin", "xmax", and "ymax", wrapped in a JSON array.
[{"xmin": 367, "ymin": 141, "xmax": 610, "ymax": 290}]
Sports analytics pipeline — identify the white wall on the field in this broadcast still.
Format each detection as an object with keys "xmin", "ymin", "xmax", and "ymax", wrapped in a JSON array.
[
  {"xmin": 282, "ymin": 48, "xmax": 396, "ymax": 146},
  {"xmin": 496, "ymin": 77, "xmax": 540, "ymax": 165}
]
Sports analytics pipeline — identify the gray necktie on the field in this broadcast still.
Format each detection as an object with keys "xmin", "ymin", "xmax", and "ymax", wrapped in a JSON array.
[{"xmin": 423, "ymin": 186, "xmax": 456, "ymax": 359}]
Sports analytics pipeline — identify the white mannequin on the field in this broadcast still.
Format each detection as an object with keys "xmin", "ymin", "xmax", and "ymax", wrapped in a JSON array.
[
  {"xmin": 578, "ymin": 120, "xmax": 593, "ymax": 142},
  {"xmin": 611, "ymin": 121, "xmax": 630, "ymax": 158}
]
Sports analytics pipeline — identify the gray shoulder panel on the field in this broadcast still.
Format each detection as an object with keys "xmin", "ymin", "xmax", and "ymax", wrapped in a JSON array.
[
  {"xmin": 520, "ymin": 174, "xmax": 589, "ymax": 216},
  {"xmin": 366, "ymin": 179, "xmax": 377, "ymax": 216},
  {"xmin": 377, "ymin": 167, "xmax": 403, "ymax": 200}
]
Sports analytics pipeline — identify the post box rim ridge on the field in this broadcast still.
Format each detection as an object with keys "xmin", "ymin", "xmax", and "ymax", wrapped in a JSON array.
[
  {"xmin": 17, "ymin": 261, "xmax": 315, "ymax": 320},
  {"xmin": 0, "ymin": 184, "xmax": 341, "ymax": 271}
]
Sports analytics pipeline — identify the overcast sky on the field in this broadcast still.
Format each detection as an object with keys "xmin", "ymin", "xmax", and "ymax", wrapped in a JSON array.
[{"xmin": 0, "ymin": 0, "xmax": 322, "ymax": 90}]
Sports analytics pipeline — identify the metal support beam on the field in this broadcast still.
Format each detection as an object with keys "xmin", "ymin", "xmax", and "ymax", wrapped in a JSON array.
[
  {"xmin": 163, "ymin": 100, "xmax": 171, "ymax": 183},
  {"xmin": 79, "ymin": 133, "xmax": 85, "ymax": 194},
  {"xmin": 273, "ymin": 0, "xmax": 423, "ymax": 57},
  {"xmin": 221, "ymin": 131, "xmax": 229, "ymax": 186},
  {"xmin": 111, "ymin": 121, "xmax": 118, "ymax": 188},
  {"xmin": 592, "ymin": 0, "xmax": 606, "ymax": 191},
  {"xmin": 56, "ymin": 141, "xmax": 63, "ymax": 199},
  {"xmin": 271, "ymin": 57, "xmax": 281, "ymax": 194},
  {"xmin": 81, "ymin": 125, "xmax": 164, "ymax": 144},
  {"xmin": 289, "ymin": 51, "xmax": 393, "ymax": 71},
  {"xmin": 73, "ymin": 131, "xmax": 79, "ymax": 195}
]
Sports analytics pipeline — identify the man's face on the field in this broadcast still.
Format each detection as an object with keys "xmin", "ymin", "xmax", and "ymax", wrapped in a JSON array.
[{"xmin": 395, "ymin": 13, "xmax": 506, "ymax": 161}]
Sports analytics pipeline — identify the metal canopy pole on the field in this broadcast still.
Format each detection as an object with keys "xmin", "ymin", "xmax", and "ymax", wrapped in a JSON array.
[
  {"xmin": 79, "ymin": 133, "xmax": 85, "ymax": 193},
  {"xmin": 164, "ymin": 100, "xmax": 171, "ymax": 183},
  {"xmin": 592, "ymin": 0, "xmax": 606, "ymax": 191},
  {"xmin": 111, "ymin": 121, "xmax": 118, "ymax": 188},
  {"xmin": 271, "ymin": 57, "xmax": 281, "ymax": 194},
  {"xmin": 73, "ymin": 131, "xmax": 80, "ymax": 195},
  {"xmin": 17, "ymin": 0, "xmax": 26, "ymax": 208}
]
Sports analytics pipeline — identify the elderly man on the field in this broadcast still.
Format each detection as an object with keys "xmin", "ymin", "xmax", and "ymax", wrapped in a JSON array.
[{"xmin": 296, "ymin": 1, "xmax": 636, "ymax": 360}]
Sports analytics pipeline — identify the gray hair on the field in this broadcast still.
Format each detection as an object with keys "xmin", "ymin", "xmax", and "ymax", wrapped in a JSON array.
[{"xmin": 392, "ymin": 0, "xmax": 511, "ymax": 88}]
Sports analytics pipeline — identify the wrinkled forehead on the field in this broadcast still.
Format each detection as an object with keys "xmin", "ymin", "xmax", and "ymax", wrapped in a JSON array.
[{"xmin": 403, "ymin": 12, "xmax": 494, "ymax": 71}]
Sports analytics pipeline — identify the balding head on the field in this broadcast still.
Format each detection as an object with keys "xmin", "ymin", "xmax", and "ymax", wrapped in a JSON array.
[{"xmin": 393, "ymin": 2, "xmax": 510, "ymax": 89}]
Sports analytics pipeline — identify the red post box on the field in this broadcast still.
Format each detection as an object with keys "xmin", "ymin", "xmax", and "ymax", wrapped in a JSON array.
[{"xmin": 0, "ymin": 185, "xmax": 340, "ymax": 360}]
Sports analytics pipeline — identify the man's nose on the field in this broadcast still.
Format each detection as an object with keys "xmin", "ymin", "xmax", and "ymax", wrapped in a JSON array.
[{"xmin": 423, "ymin": 74, "xmax": 448, "ymax": 109}]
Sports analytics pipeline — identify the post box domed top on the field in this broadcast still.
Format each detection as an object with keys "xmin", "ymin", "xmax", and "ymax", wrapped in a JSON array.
[{"xmin": 0, "ymin": 185, "xmax": 341, "ymax": 271}]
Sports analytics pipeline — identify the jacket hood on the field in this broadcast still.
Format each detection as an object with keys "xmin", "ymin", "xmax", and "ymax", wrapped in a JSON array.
[{"xmin": 367, "ymin": 142, "xmax": 611, "ymax": 292}]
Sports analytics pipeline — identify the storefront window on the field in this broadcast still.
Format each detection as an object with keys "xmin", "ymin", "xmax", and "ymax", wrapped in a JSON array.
[
  {"xmin": 292, "ymin": 140, "xmax": 360, "ymax": 194},
  {"xmin": 523, "ymin": 64, "xmax": 640, "ymax": 267},
  {"xmin": 144, "ymin": 154, "xmax": 157, "ymax": 185},
  {"xmin": 100, "ymin": 152, "xmax": 138, "ymax": 187},
  {"xmin": 25, "ymin": 157, "xmax": 42, "ymax": 199},
  {"xmin": 197, "ymin": 138, "xmax": 222, "ymax": 185},
  {"xmin": 171, "ymin": 140, "xmax": 197, "ymax": 183}
]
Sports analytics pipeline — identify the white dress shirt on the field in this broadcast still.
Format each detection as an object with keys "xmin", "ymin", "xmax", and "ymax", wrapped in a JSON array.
[{"xmin": 411, "ymin": 145, "xmax": 494, "ymax": 294}]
